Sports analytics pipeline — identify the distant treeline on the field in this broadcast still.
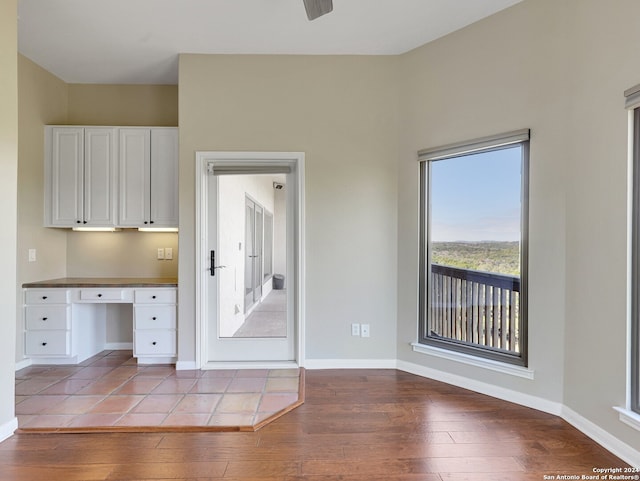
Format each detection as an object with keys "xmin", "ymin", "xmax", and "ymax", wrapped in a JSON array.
[{"xmin": 431, "ymin": 241, "xmax": 520, "ymax": 276}]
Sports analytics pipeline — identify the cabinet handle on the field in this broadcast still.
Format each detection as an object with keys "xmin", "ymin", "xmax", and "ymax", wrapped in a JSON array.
[
  {"xmin": 41, "ymin": 342, "xmax": 47, "ymax": 346},
  {"xmin": 42, "ymin": 296, "xmax": 47, "ymax": 300},
  {"xmin": 42, "ymin": 317, "xmax": 47, "ymax": 321},
  {"xmin": 150, "ymin": 221, "xmax": 155, "ymax": 224},
  {"xmin": 83, "ymin": 221, "xmax": 87, "ymax": 224},
  {"xmin": 97, "ymin": 293, "xmax": 102, "ymax": 298},
  {"xmin": 152, "ymin": 295, "xmax": 157, "ymax": 299},
  {"xmin": 152, "ymin": 317, "xmax": 157, "ymax": 320},
  {"xmin": 152, "ymin": 341, "xmax": 157, "ymax": 346},
  {"xmin": 76, "ymin": 220, "xmax": 81, "ymax": 224},
  {"xmin": 144, "ymin": 221, "xmax": 148, "ymax": 224}
]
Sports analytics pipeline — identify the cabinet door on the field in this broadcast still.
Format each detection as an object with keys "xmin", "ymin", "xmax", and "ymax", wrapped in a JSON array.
[
  {"xmin": 48, "ymin": 127, "xmax": 83, "ymax": 226},
  {"xmin": 150, "ymin": 128, "xmax": 179, "ymax": 227},
  {"xmin": 118, "ymin": 128, "xmax": 151, "ymax": 227},
  {"xmin": 84, "ymin": 128, "xmax": 116, "ymax": 226}
]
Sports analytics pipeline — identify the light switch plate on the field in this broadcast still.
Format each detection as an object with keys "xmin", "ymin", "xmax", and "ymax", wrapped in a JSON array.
[
  {"xmin": 165, "ymin": 247, "xmax": 173, "ymax": 260},
  {"xmin": 157, "ymin": 248, "xmax": 165, "ymax": 260},
  {"xmin": 28, "ymin": 249, "xmax": 36, "ymax": 262}
]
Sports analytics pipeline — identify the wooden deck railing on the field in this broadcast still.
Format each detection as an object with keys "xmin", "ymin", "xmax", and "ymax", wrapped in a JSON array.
[{"xmin": 429, "ymin": 264, "xmax": 521, "ymax": 354}]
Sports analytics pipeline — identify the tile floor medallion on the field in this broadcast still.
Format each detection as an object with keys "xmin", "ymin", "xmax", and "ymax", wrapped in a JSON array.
[{"xmin": 15, "ymin": 350, "xmax": 303, "ymax": 433}]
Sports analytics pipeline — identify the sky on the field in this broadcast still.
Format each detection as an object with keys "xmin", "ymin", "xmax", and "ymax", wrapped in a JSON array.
[{"xmin": 430, "ymin": 146, "xmax": 522, "ymax": 242}]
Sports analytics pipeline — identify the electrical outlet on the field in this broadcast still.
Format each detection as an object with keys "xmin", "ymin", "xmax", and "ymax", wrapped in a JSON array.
[
  {"xmin": 28, "ymin": 248, "xmax": 36, "ymax": 262},
  {"xmin": 165, "ymin": 247, "xmax": 173, "ymax": 260},
  {"xmin": 361, "ymin": 324, "xmax": 370, "ymax": 338},
  {"xmin": 157, "ymin": 248, "xmax": 165, "ymax": 260},
  {"xmin": 351, "ymin": 323, "xmax": 360, "ymax": 336}
]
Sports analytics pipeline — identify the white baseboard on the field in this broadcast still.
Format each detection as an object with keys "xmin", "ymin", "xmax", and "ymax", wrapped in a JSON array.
[
  {"xmin": 176, "ymin": 361, "xmax": 198, "ymax": 371},
  {"xmin": 0, "ymin": 417, "xmax": 18, "ymax": 443},
  {"xmin": 303, "ymin": 358, "xmax": 397, "ymax": 370},
  {"xmin": 396, "ymin": 360, "xmax": 563, "ymax": 416},
  {"xmin": 104, "ymin": 342, "xmax": 133, "ymax": 350},
  {"xmin": 562, "ymin": 405, "xmax": 640, "ymax": 467},
  {"xmin": 14, "ymin": 358, "xmax": 32, "ymax": 371},
  {"xmin": 396, "ymin": 359, "xmax": 640, "ymax": 467}
]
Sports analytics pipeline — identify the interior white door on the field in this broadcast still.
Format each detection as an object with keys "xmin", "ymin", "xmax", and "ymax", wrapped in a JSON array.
[{"xmin": 206, "ymin": 171, "xmax": 294, "ymax": 363}]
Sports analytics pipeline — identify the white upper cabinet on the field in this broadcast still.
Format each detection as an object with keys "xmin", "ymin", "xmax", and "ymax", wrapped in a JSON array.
[
  {"xmin": 45, "ymin": 127, "xmax": 116, "ymax": 227},
  {"xmin": 118, "ymin": 128, "xmax": 151, "ymax": 227},
  {"xmin": 150, "ymin": 129, "xmax": 179, "ymax": 227},
  {"xmin": 118, "ymin": 127, "xmax": 178, "ymax": 228}
]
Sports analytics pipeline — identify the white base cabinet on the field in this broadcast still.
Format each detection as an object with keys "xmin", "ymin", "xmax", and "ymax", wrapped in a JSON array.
[
  {"xmin": 133, "ymin": 288, "xmax": 177, "ymax": 363},
  {"xmin": 23, "ymin": 287, "xmax": 177, "ymax": 365}
]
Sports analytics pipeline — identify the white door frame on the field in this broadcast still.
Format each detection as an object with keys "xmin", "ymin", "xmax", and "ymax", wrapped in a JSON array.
[{"xmin": 195, "ymin": 151, "xmax": 305, "ymax": 369}]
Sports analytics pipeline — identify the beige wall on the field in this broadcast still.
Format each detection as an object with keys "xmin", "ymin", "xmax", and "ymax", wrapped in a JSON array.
[
  {"xmin": 66, "ymin": 231, "xmax": 178, "ymax": 277},
  {"xmin": 16, "ymin": 55, "xmax": 69, "ymax": 362},
  {"xmin": 396, "ymin": 0, "xmax": 639, "ymax": 454},
  {"xmin": 68, "ymin": 84, "xmax": 178, "ymax": 126},
  {"xmin": 178, "ymin": 54, "xmax": 399, "ymax": 363},
  {"xmin": 0, "ymin": 0, "xmax": 18, "ymax": 438}
]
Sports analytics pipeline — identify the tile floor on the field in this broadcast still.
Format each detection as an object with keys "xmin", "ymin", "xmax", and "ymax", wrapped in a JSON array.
[{"xmin": 15, "ymin": 350, "xmax": 301, "ymax": 432}]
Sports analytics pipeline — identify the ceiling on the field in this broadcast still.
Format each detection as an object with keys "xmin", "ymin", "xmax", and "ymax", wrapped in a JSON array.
[{"xmin": 17, "ymin": 0, "xmax": 522, "ymax": 85}]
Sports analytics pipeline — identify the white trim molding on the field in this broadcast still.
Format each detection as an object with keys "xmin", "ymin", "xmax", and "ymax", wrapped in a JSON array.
[
  {"xmin": 563, "ymin": 406, "xmax": 640, "ymax": 467},
  {"xmin": 194, "ymin": 151, "xmax": 305, "ymax": 368},
  {"xmin": 397, "ymin": 359, "xmax": 560, "ymax": 415},
  {"xmin": 14, "ymin": 358, "xmax": 32, "ymax": 371},
  {"xmin": 399, "ymin": 358, "xmax": 640, "ymax": 467},
  {"xmin": 175, "ymin": 361, "xmax": 198, "ymax": 371},
  {"xmin": 104, "ymin": 342, "xmax": 133, "ymax": 350},
  {"xmin": 0, "ymin": 417, "xmax": 18, "ymax": 443},
  {"xmin": 614, "ymin": 406, "xmax": 640, "ymax": 433},
  {"xmin": 411, "ymin": 342, "xmax": 535, "ymax": 380}
]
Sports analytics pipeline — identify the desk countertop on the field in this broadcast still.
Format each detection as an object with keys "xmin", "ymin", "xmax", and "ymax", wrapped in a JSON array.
[{"xmin": 22, "ymin": 277, "xmax": 178, "ymax": 288}]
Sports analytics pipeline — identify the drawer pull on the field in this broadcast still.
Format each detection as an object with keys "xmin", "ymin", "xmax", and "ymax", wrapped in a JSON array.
[
  {"xmin": 152, "ymin": 295, "xmax": 157, "ymax": 299},
  {"xmin": 41, "ymin": 342, "xmax": 47, "ymax": 346},
  {"xmin": 42, "ymin": 317, "xmax": 48, "ymax": 321},
  {"xmin": 152, "ymin": 341, "xmax": 157, "ymax": 346},
  {"xmin": 152, "ymin": 317, "xmax": 157, "ymax": 320},
  {"xmin": 42, "ymin": 296, "xmax": 48, "ymax": 300},
  {"xmin": 97, "ymin": 293, "xmax": 102, "ymax": 298}
]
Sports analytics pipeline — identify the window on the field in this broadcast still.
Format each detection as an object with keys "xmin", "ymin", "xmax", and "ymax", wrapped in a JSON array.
[
  {"xmin": 418, "ymin": 130, "xmax": 530, "ymax": 366},
  {"xmin": 629, "ymin": 88, "xmax": 640, "ymax": 414}
]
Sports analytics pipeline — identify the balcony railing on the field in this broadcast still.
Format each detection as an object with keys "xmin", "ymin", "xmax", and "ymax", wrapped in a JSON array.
[{"xmin": 429, "ymin": 264, "xmax": 521, "ymax": 354}]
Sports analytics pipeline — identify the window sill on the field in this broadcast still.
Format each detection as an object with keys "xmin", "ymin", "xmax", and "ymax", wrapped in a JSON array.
[
  {"xmin": 411, "ymin": 342, "xmax": 535, "ymax": 380},
  {"xmin": 613, "ymin": 407, "xmax": 640, "ymax": 432}
]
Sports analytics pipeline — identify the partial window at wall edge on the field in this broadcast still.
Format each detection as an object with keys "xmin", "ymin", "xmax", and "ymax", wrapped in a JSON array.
[{"xmin": 630, "ymin": 106, "xmax": 640, "ymax": 415}]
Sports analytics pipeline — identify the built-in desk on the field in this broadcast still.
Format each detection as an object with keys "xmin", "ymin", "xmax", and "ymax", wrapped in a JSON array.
[{"xmin": 22, "ymin": 278, "xmax": 178, "ymax": 365}]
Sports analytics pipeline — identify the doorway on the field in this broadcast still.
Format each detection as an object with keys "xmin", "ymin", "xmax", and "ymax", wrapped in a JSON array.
[{"xmin": 195, "ymin": 152, "xmax": 305, "ymax": 368}]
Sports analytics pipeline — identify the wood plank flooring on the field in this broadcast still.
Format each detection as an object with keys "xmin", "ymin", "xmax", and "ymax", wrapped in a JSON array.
[{"xmin": 0, "ymin": 369, "xmax": 630, "ymax": 480}]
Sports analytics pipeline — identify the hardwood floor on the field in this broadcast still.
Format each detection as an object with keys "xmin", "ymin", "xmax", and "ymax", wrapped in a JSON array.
[{"xmin": 0, "ymin": 369, "xmax": 630, "ymax": 480}]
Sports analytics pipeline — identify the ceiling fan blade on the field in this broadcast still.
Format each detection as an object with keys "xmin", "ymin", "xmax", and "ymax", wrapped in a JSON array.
[{"xmin": 303, "ymin": 0, "xmax": 333, "ymax": 21}]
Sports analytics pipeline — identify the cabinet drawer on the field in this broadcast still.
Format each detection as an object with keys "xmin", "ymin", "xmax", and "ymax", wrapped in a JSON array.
[
  {"xmin": 25, "ymin": 330, "xmax": 70, "ymax": 357},
  {"xmin": 134, "ymin": 289, "xmax": 176, "ymax": 304},
  {"xmin": 134, "ymin": 330, "xmax": 176, "ymax": 356},
  {"xmin": 25, "ymin": 306, "xmax": 70, "ymax": 330},
  {"xmin": 25, "ymin": 289, "xmax": 68, "ymax": 304},
  {"xmin": 134, "ymin": 305, "xmax": 176, "ymax": 329},
  {"xmin": 79, "ymin": 288, "xmax": 125, "ymax": 302}
]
